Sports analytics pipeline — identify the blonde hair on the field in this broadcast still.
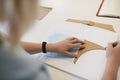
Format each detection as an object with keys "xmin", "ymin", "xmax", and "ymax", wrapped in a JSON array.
[{"xmin": 0, "ymin": 0, "xmax": 38, "ymax": 47}]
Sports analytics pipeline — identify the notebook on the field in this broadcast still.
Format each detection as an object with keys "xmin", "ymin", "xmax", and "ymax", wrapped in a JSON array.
[{"xmin": 96, "ymin": 0, "xmax": 120, "ymax": 18}]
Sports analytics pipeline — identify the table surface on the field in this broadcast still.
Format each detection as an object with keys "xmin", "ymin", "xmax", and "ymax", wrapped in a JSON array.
[{"xmin": 22, "ymin": 0, "xmax": 120, "ymax": 80}]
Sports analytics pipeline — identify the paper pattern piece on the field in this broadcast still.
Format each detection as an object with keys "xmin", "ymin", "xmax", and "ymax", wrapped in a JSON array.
[
  {"xmin": 66, "ymin": 19, "xmax": 115, "ymax": 32},
  {"xmin": 74, "ymin": 40, "xmax": 105, "ymax": 64}
]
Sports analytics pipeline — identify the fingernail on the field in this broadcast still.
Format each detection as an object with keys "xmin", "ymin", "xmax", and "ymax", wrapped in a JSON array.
[
  {"xmin": 75, "ymin": 57, "xmax": 77, "ymax": 58},
  {"xmin": 75, "ymin": 55, "xmax": 78, "ymax": 58},
  {"xmin": 80, "ymin": 46, "xmax": 85, "ymax": 49}
]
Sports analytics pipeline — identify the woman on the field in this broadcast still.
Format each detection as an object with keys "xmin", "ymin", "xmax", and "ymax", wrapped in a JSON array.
[{"xmin": 0, "ymin": 0, "xmax": 84, "ymax": 80}]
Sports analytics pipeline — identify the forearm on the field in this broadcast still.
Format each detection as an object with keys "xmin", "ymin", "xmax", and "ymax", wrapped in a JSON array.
[
  {"xmin": 21, "ymin": 42, "xmax": 42, "ymax": 54},
  {"xmin": 21, "ymin": 42, "xmax": 56, "ymax": 54},
  {"xmin": 103, "ymin": 57, "xmax": 119, "ymax": 80}
]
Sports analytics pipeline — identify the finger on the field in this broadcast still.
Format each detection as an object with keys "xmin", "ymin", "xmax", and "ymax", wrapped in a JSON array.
[
  {"xmin": 107, "ymin": 43, "xmax": 113, "ymax": 49},
  {"xmin": 64, "ymin": 51, "xmax": 77, "ymax": 57},
  {"xmin": 70, "ymin": 44, "xmax": 85, "ymax": 49},
  {"xmin": 106, "ymin": 43, "xmax": 113, "ymax": 51},
  {"xmin": 106, "ymin": 43, "xmax": 113, "ymax": 56},
  {"xmin": 67, "ymin": 37, "xmax": 85, "ymax": 44},
  {"xmin": 71, "ymin": 39, "xmax": 84, "ymax": 44},
  {"xmin": 67, "ymin": 37, "xmax": 76, "ymax": 40}
]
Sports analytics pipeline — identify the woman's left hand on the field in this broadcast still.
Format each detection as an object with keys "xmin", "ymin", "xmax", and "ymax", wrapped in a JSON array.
[{"xmin": 47, "ymin": 37, "xmax": 85, "ymax": 57}]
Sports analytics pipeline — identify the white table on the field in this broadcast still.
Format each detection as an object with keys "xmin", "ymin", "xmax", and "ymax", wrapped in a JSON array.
[{"xmin": 22, "ymin": 0, "xmax": 120, "ymax": 80}]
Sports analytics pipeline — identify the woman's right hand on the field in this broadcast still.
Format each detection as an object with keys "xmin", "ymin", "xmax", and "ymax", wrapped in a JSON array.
[{"xmin": 106, "ymin": 41, "xmax": 120, "ymax": 65}]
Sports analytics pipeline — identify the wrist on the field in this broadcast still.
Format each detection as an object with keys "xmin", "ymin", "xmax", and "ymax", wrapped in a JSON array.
[
  {"xmin": 46, "ymin": 43, "xmax": 57, "ymax": 52},
  {"xmin": 103, "ymin": 56, "xmax": 119, "ymax": 80},
  {"xmin": 106, "ymin": 56, "xmax": 120, "ymax": 74},
  {"xmin": 108, "ymin": 55, "xmax": 120, "ymax": 66}
]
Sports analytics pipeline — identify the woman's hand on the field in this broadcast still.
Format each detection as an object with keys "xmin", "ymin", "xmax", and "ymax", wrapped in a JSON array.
[
  {"xmin": 106, "ymin": 41, "xmax": 120, "ymax": 65},
  {"xmin": 46, "ymin": 37, "xmax": 85, "ymax": 57},
  {"xmin": 102, "ymin": 41, "xmax": 120, "ymax": 80}
]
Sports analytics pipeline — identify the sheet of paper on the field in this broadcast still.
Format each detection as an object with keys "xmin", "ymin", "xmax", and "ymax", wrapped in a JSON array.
[
  {"xmin": 37, "ymin": 22, "xmax": 118, "ymax": 80},
  {"xmin": 99, "ymin": 0, "xmax": 120, "ymax": 17}
]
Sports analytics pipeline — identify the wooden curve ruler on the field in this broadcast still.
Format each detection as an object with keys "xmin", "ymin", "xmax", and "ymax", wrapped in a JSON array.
[
  {"xmin": 73, "ymin": 40, "xmax": 105, "ymax": 64},
  {"xmin": 38, "ymin": 6, "xmax": 52, "ymax": 20},
  {"xmin": 66, "ymin": 19, "xmax": 115, "ymax": 32}
]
